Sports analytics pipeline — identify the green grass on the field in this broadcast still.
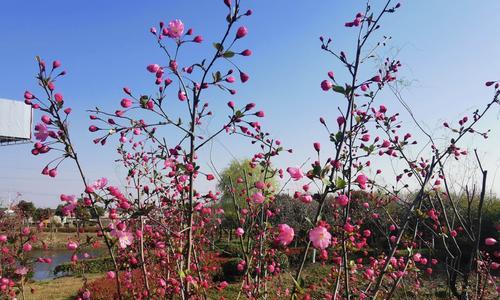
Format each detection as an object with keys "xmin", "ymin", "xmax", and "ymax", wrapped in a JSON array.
[{"xmin": 23, "ymin": 274, "xmax": 103, "ymax": 300}]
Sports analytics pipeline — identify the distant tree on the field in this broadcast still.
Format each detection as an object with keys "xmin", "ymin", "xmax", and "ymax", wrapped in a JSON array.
[
  {"xmin": 33, "ymin": 207, "xmax": 53, "ymax": 221},
  {"xmin": 271, "ymin": 194, "xmax": 319, "ymax": 244},
  {"xmin": 16, "ymin": 200, "xmax": 36, "ymax": 221},
  {"xmin": 217, "ymin": 159, "xmax": 278, "ymax": 230}
]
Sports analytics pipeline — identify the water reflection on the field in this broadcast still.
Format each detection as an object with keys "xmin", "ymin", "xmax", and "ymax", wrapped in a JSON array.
[{"xmin": 31, "ymin": 249, "xmax": 104, "ymax": 281}]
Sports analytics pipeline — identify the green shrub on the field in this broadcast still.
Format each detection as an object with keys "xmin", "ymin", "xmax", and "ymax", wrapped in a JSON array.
[
  {"xmin": 220, "ymin": 258, "xmax": 244, "ymax": 282},
  {"xmin": 215, "ymin": 240, "xmax": 244, "ymax": 258},
  {"xmin": 275, "ymin": 252, "xmax": 290, "ymax": 270},
  {"xmin": 54, "ymin": 256, "xmax": 114, "ymax": 276}
]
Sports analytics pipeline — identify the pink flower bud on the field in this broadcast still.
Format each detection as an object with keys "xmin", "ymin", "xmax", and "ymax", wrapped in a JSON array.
[
  {"xmin": 121, "ymin": 98, "xmax": 132, "ymax": 108},
  {"xmin": 235, "ymin": 227, "xmax": 244, "ymax": 237},
  {"xmin": 48, "ymin": 168, "xmax": 58, "ymax": 178},
  {"xmin": 54, "ymin": 93, "xmax": 64, "ymax": 103},
  {"xmin": 24, "ymin": 91, "xmax": 34, "ymax": 99},
  {"xmin": 236, "ymin": 26, "xmax": 248, "ymax": 39},
  {"xmin": 245, "ymin": 103, "xmax": 255, "ymax": 110},
  {"xmin": 313, "ymin": 142, "xmax": 320, "ymax": 152},
  {"xmin": 255, "ymin": 111, "xmax": 264, "ymax": 118},
  {"xmin": 41, "ymin": 115, "xmax": 51, "ymax": 124},
  {"xmin": 241, "ymin": 49, "xmax": 252, "ymax": 56},
  {"xmin": 147, "ymin": 64, "xmax": 160, "ymax": 73},
  {"xmin": 23, "ymin": 243, "xmax": 32, "ymax": 252},
  {"xmin": 240, "ymin": 71, "xmax": 249, "ymax": 83},
  {"xmin": 52, "ymin": 60, "xmax": 61, "ymax": 69},
  {"xmin": 193, "ymin": 35, "xmax": 203, "ymax": 43},
  {"xmin": 67, "ymin": 241, "xmax": 79, "ymax": 251},
  {"xmin": 321, "ymin": 80, "xmax": 332, "ymax": 91},
  {"xmin": 178, "ymin": 90, "xmax": 187, "ymax": 101},
  {"xmin": 336, "ymin": 194, "xmax": 349, "ymax": 206},
  {"xmin": 485, "ymin": 237, "xmax": 497, "ymax": 246},
  {"xmin": 337, "ymin": 116, "xmax": 346, "ymax": 127},
  {"xmin": 255, "ymin": 181, "xmax": 266, "ymax": 189}
]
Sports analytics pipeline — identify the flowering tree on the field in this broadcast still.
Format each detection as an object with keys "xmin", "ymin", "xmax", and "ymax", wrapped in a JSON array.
[{"xmin": 0, "ymin": 0, "xmax": 497, "ymax": 299}]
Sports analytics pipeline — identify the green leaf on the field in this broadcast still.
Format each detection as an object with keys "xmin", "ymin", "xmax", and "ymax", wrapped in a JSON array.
[
  {"xmin": 335, "ymin": 131, "xmax": 344, "ymax": 143},
  {"xmin": 223, "ymin": 51, "xmax": 235, "ymax": 58},
  {"xmin": 213, "ymin": 42, "xmax": 223, "ymax": 52},
  {"xmin": 335, "ymin": 177, "xmax": 347, "ymax": 189},
  {"xmin": 214, "ymin": 71, "xmax": 222, "ymax": 82},
  {"xmin": 235, "ymin": 110, "xmax": 243, "ymax": 118},
  {"xmin": 312, "ymin": 165, "xmax": 322, "ymax": 177},
  {"xmin": 332, "ymin": 85, "xmax": 346, "ymax": 94}
]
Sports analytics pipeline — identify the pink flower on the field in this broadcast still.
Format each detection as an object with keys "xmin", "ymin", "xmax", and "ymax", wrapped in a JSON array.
[
  {"xmin": 236, "ymin": 26, "xmax": 248, "ymax": 39},
  {"xmin": 251, "ymin": 192, "xmax": 265, "ymax": 204},
  {"xmin": 166, "ymin": 19, "xmax": 184, "ymax": 38},
  {"xmin": 277, "ymin": 224, "xmax": 294, "ymax": 246},
  {"xmin": 34, "ymin": 123, "xmax": 49, "ymax": 142},
  {"xmin": 286, "ymin": 167, "xmax": 303, "ymax": 181},
  {"xmin": 413, "ymin": 253, "xmax": 422, "ymax": 262},
  {"xmin": 22, "ymin": 243, "xmax": 32, "ymax": 252},
  {"xmin": 309, "ymin": 226, "xmax": 331, "ymax": 249},
  {"xmin": 235, "ymin": 227, "xmax": 244, "ymax": 237},
  {"xmin": 299, "ymin": 194, "xmax": 313, "ymax": 204},
  {"xmin": 106, "ymin": 271, "xmax": 116, "ymax": 279},
  {"xmin": 219, "ymin": 281, "xmax": 229, "ymax": 290},
  {"xmin": 321, "ymin": 80, "xmax": 332, "ymax": 91},
  {"xmin": 336, "ymin": 194, "xmax": 349, "ymax": 206},
  {"xmin": 67, "ymin": 241, "xmax": 79, "ymax": 251},
  {"xmin": 344, "ymin": 222, "xmax": 355, "ymax": 232},
  {"xmin": 356, "ymin": 174, "xmax": 368, "ymax": 189},
  {"xmin": 92, "ymin": 177, "xmax": 108, "ymax": 190},
  {"xmin": 112, "ymin": 230, "xmax": 134, "ymax": 249},
  {"xmin": 255, "ymin": 181, "xmax": 266, "ymax": 189},
  {"xmin": 15, "ymin": 266, "xmax": 29, "ymax": 276},
  {"xmin": 0, "ymin": 235, "xmax": 7, "ymax": 243},
  {"xmin": 485, "ymin": 237, "xmax": 497, "ymax": 246}
]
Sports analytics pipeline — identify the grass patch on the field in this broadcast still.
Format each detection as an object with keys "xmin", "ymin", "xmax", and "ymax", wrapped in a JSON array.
[{"xmin": 24, "ymin": 274, "xmax": 102, "ymax": 300}]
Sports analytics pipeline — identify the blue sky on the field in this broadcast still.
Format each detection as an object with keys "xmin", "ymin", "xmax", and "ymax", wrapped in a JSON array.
[{"xmin": 1, "ymin": 0, "xmax": 499, "ymax": 207}]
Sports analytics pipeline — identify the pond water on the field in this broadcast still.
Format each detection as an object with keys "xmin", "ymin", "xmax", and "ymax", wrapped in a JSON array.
[{"xmin": 31, "ymin": 249, "xmax": 104, "ymax": 281}]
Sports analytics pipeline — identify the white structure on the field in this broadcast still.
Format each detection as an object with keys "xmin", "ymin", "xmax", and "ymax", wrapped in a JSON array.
[{"xmin": 0, "ymin": 98, "xmax": 32, "ymax": 146}]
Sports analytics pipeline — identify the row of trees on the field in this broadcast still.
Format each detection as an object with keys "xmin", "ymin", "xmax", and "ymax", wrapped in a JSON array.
[
  {"xmin": 0, "ymin": 0, "xmax": 497, "ymax": 299},
  {"xmin": 1, "ymin": 199, "xmax": 104, "ymax": 224}
]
